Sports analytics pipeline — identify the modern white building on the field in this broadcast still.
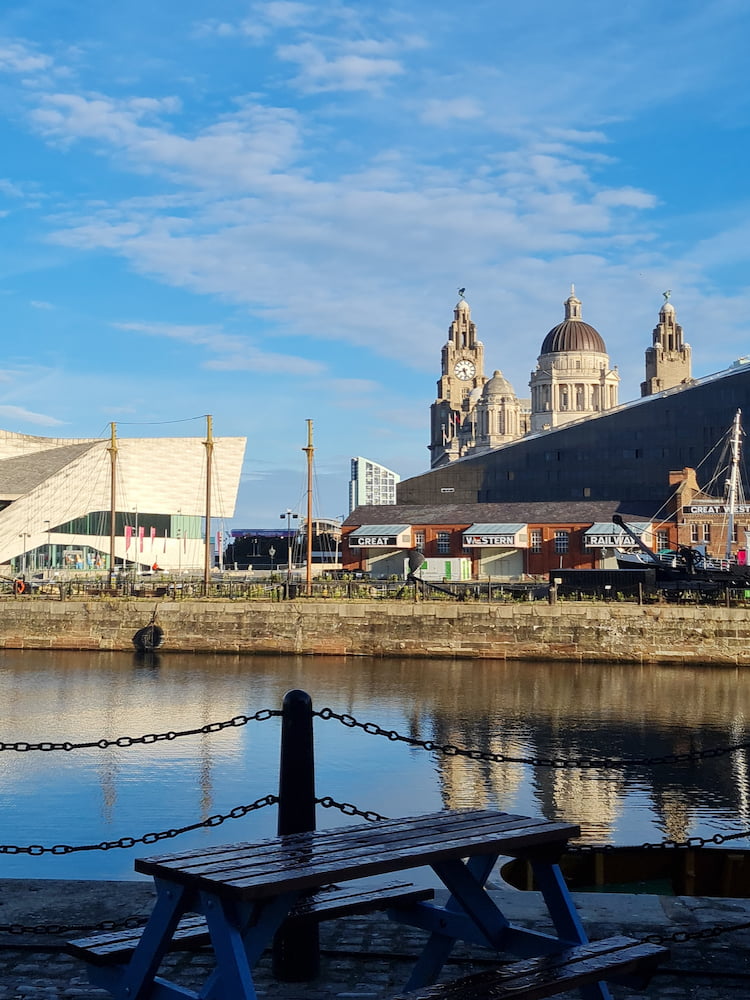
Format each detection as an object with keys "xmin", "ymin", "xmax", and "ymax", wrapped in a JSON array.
[
  {"xmin": 0, "ymin": 426, "xmax": 246, "ymax": 575},
  {"xmin": 349, "ymin": 457, "xmax": 400, "ymax": 514}
]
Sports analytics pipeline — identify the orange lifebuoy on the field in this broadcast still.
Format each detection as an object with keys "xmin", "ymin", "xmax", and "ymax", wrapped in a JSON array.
[{"xmin": 13, "ymin": 580, "xmax": 25, "ymax": 595}]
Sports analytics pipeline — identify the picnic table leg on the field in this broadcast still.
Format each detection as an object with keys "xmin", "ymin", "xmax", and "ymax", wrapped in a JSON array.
[
  {"xmin": 531, "ymin": 861, "xmax": 613, "ymax": 1000},
  {"xmin": 201, "ymin": 893, "xmax": 259, "ymax": 1000},
  {"xmin": 199, "ymin": 890, "xmax": 301, "ymax": 1000},
  {"xmin": 405, "ymin": 854, "xmax": 501, "ymax": 991},
  {"xmin": 106, "ymin": 878, "xmax": 191, "ymax": 1000}
]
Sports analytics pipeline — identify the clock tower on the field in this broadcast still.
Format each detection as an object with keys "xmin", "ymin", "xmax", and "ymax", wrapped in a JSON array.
[{"xmin": 429, "ymin": 294, "xmax": 487, "ymax": 468}]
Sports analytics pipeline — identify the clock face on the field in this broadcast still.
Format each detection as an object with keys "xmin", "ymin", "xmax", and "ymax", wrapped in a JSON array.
[{"xmin": 454, "ymin": 359, "xmax": 476, "ymax": 381}]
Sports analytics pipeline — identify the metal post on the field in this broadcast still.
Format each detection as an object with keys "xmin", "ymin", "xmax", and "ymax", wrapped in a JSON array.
[{"xmin": 273, "ymin": 689, "xmax": 319, "ymax": 980}]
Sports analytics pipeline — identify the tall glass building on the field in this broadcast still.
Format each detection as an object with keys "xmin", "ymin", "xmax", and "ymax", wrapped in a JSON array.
[{"xmin": 349, "ymin": 457, "xmax": 400, "ymax": 513}]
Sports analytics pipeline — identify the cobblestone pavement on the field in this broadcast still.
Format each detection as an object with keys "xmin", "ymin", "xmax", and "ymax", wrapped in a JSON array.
[{"xmin": 0, "ymin": 880, "xmax": 748, "ymax": 998}]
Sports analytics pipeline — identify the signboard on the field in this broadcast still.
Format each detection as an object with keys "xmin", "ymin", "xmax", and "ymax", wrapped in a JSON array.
[
  {"xmin": 584, "ymin": 533, "xmax": 637, "ymax": 548},
  {"xmin": 349, "ymin": 535, "xmax": 398, "ymax": 547},
  {"xmin": 682, "ymin": 504, "xmax": 750, "ymax": 515},
  {"xmin": 464, "ymin": 534, "xmax": 518, "ymax": 546}
]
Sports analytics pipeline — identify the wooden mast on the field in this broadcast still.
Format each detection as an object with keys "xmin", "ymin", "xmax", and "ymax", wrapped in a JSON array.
[
  {"xmin": 108, "ymin": 422, "xmax": 117, "ymax": 581},
  {"xmin": 303, "ymin": 419, "xmax": 314, "ymax": 595},
  {"xmin": 725, "ymin": 409, "xmax": 742, "ymax": 561},
  {"xmin": 203, "ymin": 414, "xmax": 214, "ymax": 593}
]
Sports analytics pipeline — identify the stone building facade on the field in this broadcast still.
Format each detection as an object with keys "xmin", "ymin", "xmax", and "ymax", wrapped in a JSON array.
[{"xmin": 430, "ymin": 288, "xmax": 687, "ymax": 468}]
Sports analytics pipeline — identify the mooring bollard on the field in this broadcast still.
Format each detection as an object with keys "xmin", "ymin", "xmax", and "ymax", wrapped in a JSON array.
[{"xmin": 272, "ymin": 688, "xmax": 319, "ymax": 981}]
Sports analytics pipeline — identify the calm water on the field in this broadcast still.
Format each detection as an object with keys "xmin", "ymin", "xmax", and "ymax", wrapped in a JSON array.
[{"xmin": 0, "ymin": 650, "xmax": 748, "ymax": 881}]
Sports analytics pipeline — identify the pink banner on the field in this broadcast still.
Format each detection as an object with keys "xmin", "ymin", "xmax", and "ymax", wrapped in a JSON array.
[
  {"xmin": 139, "ymin": 526, "xmax": 145, "ymax": 552},
  {"xmin": 125, "ymin": 525, "xmax": 133, "ymax": 551},
  {"xmin": 150, "ymin": 527, "xmax": 156, "ymax": 547}
]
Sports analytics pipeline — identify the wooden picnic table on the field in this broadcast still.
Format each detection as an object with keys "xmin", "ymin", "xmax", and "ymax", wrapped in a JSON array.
[{"xmin": 69, "ymin": 808, "xmax": 643, "ymax": 1000}]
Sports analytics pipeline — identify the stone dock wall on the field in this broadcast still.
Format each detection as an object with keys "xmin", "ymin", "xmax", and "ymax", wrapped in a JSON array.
[{"xmin": 1, "ymin": 597, "xmax": 750, "ymax": 664}]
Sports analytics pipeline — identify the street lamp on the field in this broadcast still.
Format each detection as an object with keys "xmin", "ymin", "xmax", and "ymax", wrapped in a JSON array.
[
  {"xmin": 269, "ymin": 545, "xmax": 276, "ymax": 571},
  {"xmin": 18, "ymin": 532, "xmax": 30, "ymax": 576},
  {"xmin": 280, "ymin": 509, "xmax": 299, "ymax": 581}
]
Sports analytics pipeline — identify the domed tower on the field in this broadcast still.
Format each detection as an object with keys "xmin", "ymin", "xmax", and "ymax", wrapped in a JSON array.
[
  {"xmin": 641, "ymin": 291, "xmax": 692, "ymax": 396},
  {"xmin": 474, "ymin": 371, "xmax": 524, "ymax": 451},
  {"xmin": 529, "ymin": 286, "xmax": 619, "ymax": 433},
  {"xmin": 430, "ymin": 293, "xmax": 487, "ymax": 467}
]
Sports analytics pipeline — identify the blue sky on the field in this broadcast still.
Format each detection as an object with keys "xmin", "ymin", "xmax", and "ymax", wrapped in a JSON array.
[{"xmin": 1, "ymin": 1, "xmax": 750, "ymax": 527}]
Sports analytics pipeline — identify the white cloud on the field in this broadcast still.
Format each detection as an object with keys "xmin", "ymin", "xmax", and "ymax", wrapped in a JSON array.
[
  {"xmin": 0, "ymin": 404, "xmax": 63, "ymax": 426},
  {"xmin": 113, "ymin": 321, "xmax": 326, "ymax": 376},
  {"xmin": 277, "ymin": 42, "xmax": 403, "ymax": 93},
  {"xmin": 420, "ymin": 97, "xmax": 483, "ymax": 126},
  {"xmin": 0, "ymin": 41, "xmax": 52, "ymax": 75}
]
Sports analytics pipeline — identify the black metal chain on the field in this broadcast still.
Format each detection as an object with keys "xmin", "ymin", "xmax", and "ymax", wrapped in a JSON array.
[
  {"xmin": 315, "ymin": 707, "xmax": 750, "ymax": 769},
  {"xmin": 0, "ymin": 794, "xmax": 278, "ymax": 855},
  {"xmin": 0, "ymin": 914, "xmax": 147, "ymax": 937},
  {"xmin": 644, "ymin": 918, "xmax": 750, "ymax": 946},
  {"xmin": 316, "ymin": 796, "xmax": 389, "ymax": 823},
  {"xmin": 0, "ymin": 708, "xmax": 280, "ymax": 752}
]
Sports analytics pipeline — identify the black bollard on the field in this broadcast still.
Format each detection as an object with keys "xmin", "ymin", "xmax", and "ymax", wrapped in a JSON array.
[{"xmin": 272, "ymin": 689, "xmax": 319, "ymax": 981}]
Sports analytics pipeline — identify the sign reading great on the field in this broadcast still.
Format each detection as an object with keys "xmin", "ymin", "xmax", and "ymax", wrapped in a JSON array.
[
  {"xmin": 349, "ymin": 534, "xmax": 398, "ymax": 547},
  {"xmin": 683, "ymin": 504, "xmax": 750, "ymax": 515}
]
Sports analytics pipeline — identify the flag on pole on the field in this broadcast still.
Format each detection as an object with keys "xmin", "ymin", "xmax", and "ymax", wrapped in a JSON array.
[
  {"xmin": 125, "ymin": 525, "xmax": 132, "ymax": 551},
  {"xmin": 150, "ymin": 527, "xmax": 156, "ymax": 549},
  {"xmin": 139, "ymin": 526, "xmax": 145, "ymax": 552}
]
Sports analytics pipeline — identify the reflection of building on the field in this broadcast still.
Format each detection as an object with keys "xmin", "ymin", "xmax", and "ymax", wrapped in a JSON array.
[
  {"xmin": 0, "ymin": 427, "xmax": 245, "ymax": 573},
  {"xmin": 349, "ymin": 457, "xmax": 400, "ymax": 512}
]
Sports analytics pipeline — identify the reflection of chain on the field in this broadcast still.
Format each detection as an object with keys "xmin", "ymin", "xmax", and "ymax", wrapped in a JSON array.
[
  {"xmin": 315, "ymin": 707, "xmax": 750, "ymax": 769},
  {"xmin": 0, "ymin": 709, "xmax": 280, "ymax": 753},
  {"xmin": 0, "ymin": 794, "xmax": 278, "ymax": 855},
  {"xmin": 572, "ymin": 827, "xmax": 750, "ymax": 853}
]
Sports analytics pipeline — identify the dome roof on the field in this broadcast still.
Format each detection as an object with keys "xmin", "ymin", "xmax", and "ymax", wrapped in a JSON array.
[
  {"xmin": 540, "ymin": 288, "xmax": 606, "ymax": 354},
  {"xmin": 456, "ymin": 298, "xmax": 470, "ymax": 311},
  {"xmin": 483, "ymin": 370, "xmax": 516, "ymax": 397},
  {"xmin": 540, "ymin": 320, "xmax": 606, "ymax": 354}
]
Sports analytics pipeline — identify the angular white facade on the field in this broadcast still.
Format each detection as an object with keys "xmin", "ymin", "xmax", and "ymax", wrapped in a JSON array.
[
  {"xmin": 349, "ymin": 457, "xmax": 400, "ymax": 513},
  {"xmin": 0, "ymin": 428, "xmax": 246, "ymax": 573}
]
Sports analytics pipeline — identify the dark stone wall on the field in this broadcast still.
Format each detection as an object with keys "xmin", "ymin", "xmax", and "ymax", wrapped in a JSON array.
[{"xmin": 1, "ymin": 598, "xmax": 749, "ymax": 664}]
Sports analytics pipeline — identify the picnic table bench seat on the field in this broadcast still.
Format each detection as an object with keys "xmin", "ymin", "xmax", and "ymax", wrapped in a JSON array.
[
  {"xmin": 390, "ymin": 936, "xmax": 669, "ymax": 1000},
  {"xmin": 67, "ymin": 879, "xmax": 434, "ymax": 966}
]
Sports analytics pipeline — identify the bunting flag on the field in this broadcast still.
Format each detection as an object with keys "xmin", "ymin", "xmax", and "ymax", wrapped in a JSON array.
[
  {"xmin": 139, "ymin": 526, "xmax": 145, "ymax": 552},
  {"xmin": 125, "ymin": 525, "xmax": 133, "ymax": 551},
  {"xmin": 150, "ymin": 526, "xmax": 156, "ymax": 549}
]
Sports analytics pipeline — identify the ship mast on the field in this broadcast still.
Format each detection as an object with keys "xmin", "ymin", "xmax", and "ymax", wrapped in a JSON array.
[
  {"xmin": 203, "ymin": 414, "xmax": 214, "ymax": 592},
  {"xmin": 303, "ymin": 419, "xmax": 314, "ymax": 596},
  {"xmin": 108, "ymin": 422, "xmax": 118, "ymax": 582},
  {"xmin": 725, "ymin": 409, "xmax": 742, "ymax": 561}
]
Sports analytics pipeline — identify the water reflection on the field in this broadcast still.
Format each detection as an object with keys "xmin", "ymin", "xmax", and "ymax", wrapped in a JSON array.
[{"xmin": 0, "ymin": 651, "xmax": 747, "ymax": 880}]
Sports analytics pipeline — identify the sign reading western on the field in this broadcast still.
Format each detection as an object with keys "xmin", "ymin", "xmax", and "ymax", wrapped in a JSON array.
[
  {"xmin": 682, "ymin": 504, "xmax": 750, "ymax": 515},
  {"xmin": 463, "ymin": 534, "xmax": 518, "ymax": 546}
]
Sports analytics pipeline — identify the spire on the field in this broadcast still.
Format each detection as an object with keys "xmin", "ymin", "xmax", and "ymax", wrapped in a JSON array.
[{"xmin": 564, "ymin": 285, "xmax": 582, "ymax": 321}]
